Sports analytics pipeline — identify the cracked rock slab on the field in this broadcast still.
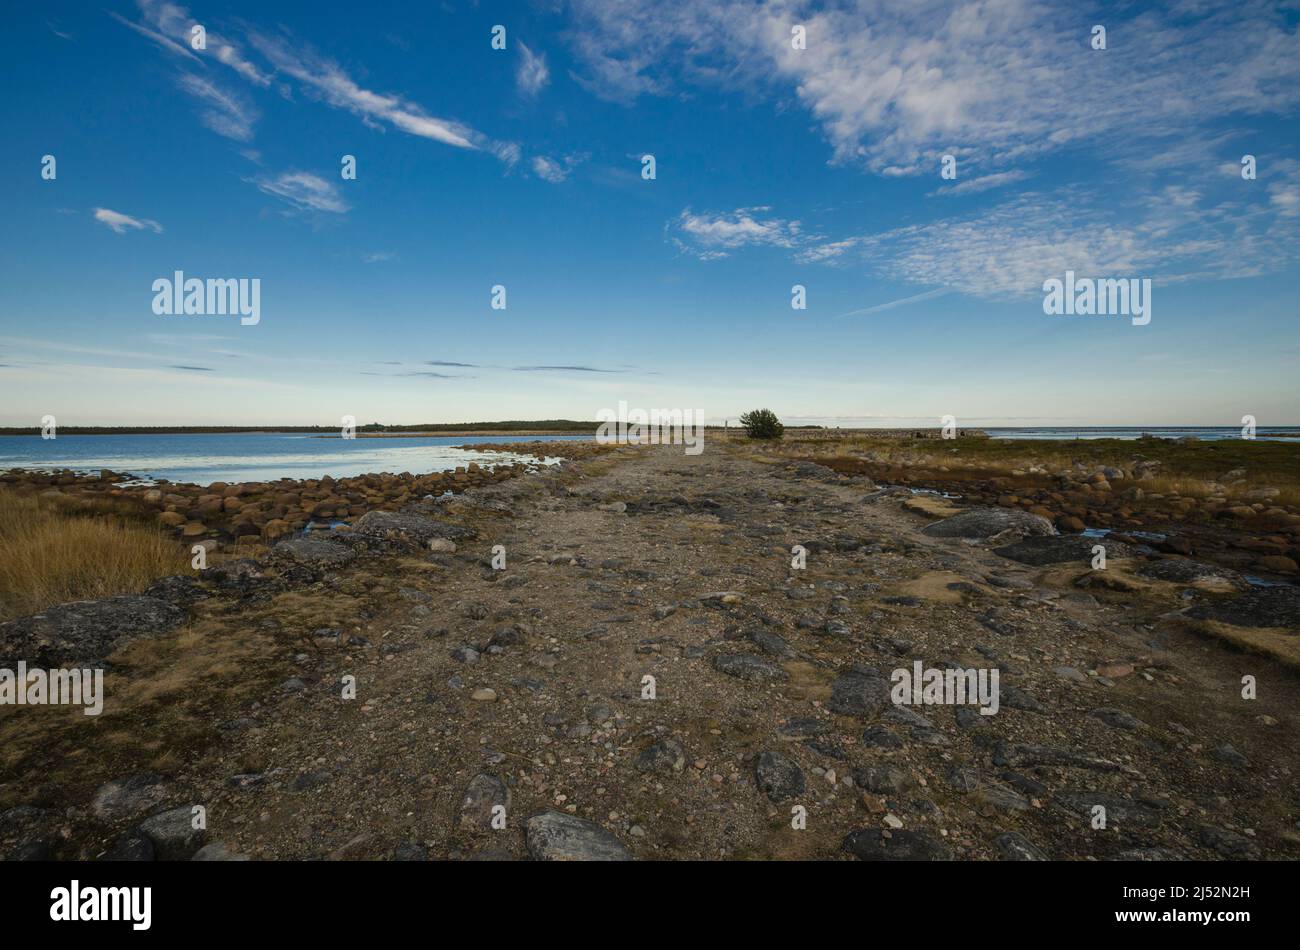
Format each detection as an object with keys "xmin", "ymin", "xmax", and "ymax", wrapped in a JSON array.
[
  {"xmin": 524, "ymin": 812, "xmax": 633, "ymax": 861},
  {"xmin": 0, "ymin": 596, "xmax": 184, "ymax": 667}
]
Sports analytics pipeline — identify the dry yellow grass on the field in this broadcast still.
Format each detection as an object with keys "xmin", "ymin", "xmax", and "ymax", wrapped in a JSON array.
[{"xmin": 0, "ymin": 488, "xmax": 190, "ymax": 622}]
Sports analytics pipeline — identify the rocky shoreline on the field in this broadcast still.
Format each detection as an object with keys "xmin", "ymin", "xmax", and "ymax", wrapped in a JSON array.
[
  {"xmin": 787, "ymin": 451, "xmax": 1300, "ymax": 583},
  {"xmin": 0, "ymin": 440, "xmax": 615, "ymax": 550},
  {"xmin": 1, "ymin": 441, "xmax": 1298, "ymax": 861}
]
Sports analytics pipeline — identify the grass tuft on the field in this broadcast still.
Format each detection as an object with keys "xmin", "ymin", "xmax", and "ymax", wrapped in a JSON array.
[{"xmin": 0, "ymin": 488, "xmax": 191, "ymax": 622}]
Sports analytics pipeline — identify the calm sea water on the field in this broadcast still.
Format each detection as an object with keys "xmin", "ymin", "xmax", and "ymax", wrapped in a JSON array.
[
  {"xmin": 0, "ymin": 432, "xmax": 592, "ymax": 486},
  {"xmin": 984, "ymin": 426, "xmax": 1300, "ymax": 442}
]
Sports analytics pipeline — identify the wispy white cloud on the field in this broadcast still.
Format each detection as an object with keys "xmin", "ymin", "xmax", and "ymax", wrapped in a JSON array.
[
  {"xmin": 109, "ymin": 6, "xmax": 200, "ymax": 61},
  {"xmin": 177, "ymin": 73, "xmax": 257, "ymax": 141},
  {"xmin": 93, "ymin": 208, "xmax": 164, "ymax": 234},
  {"xmin": 929, "ymin": 169, "xmax": 1030, "ymax": 198},
  {"xmin": 517, "ymin": 41, "xmax": 550, "ymax": 96},
  {"xmin": 531, "ymin": 153, "xmax": 587, "ymax": 183},
  {"xmin": 801, "ymin": 179, "xmax": 1300, "ymax": 299},
  {"xmin": 834, "ymin": 288, "xmax": 952, "ymax": 318},
  {"xmin": 116, "ymin": 0, "xmax": 515, "ymax": 171},
  {"xmin": 247, "ymin": 32, "xmax": 482, "ymax": 149},
  {"xmin": 532, "ymin": 156, "xmax": 568, "ymax": 182},
  {"xmin": 568, "ymin": 0, "xmax": 1300, "ymax": 177},
  {"xmin": 122, "ymin": 0, "xmax": 271, "ymax": 83},
  {"xmin": 671, "ymin": 206, "xmax": 804, "ymax": 259},
  {"xmin": 248, "ymin": 171, "xmax": 349, "ymax": 214}
]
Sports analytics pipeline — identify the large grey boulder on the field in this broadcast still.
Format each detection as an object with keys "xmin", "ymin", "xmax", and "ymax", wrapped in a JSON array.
[
  {"xmin": 842, "ymin": 829, "xmax": 952, "ymax": 861},
  {"xmin": 0, "ymin": 596, "xmax": 184, "ymax": 667},
  {"xmin": 826, "ymin": 668, "xmax": 891, "ymax": 718},
  {"xmin": 525, "ymin": 812, "xmax": 633, "ymax": 861},
  {"xmin": 91, "ymin": 775, "xmax": 171, "ymax": 821},
  {"xmin": 138, "ymin": 806, "xmax": 207, "ymax": 861},
  {"xmin": 353, "ymin": 511, "xmax": 473, "ymax": 544},
  {"xmin": 994, "ymin": 535, "xmax": 1133, "ymax": 566},
  {"xmin": 1187, "ymin": 586, "xmax": 1300, "ymax": 627},
  {"xmin": 922, "ymin": 508, "xmax": 1056, "ymax": 540},
  {"xmin": 270, "ymin": 537, "xmax": 356, "ymax": 569},
  {"xmin": 1136, "ymin": 558, "xmax": 1249, "ymax": 591},
  {"xmin": 755, "ymin": 751, "xmax": 806, "ymax": 802},
  {"xmin": 459, "ymin": 774, "xmax": 510, "ymax": 832}
]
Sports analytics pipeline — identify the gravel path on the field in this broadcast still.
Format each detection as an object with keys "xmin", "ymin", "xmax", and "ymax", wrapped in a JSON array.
[{"xmin": 6, "ymin": 444, "xmax": 1298, "ymax": 861}]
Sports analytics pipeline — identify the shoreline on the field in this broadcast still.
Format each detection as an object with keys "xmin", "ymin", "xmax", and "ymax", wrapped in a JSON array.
[{"xmin": 3, "ymin": 434, "xmax": 1297, "ymax": 586}]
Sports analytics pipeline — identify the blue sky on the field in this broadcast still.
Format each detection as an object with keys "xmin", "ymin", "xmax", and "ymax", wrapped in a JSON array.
[{"xmin": 2, "ymin": 0, "xmax": 1298, "ymax": 427}]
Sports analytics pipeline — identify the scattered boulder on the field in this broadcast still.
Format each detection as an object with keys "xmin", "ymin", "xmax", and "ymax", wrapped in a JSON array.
[
  {"xmin": 137, "ymin": 806, "xmax": 207, "ymax": 861},
  {"xmin": 354, "ymin": 510, "xmax": 472, "ymax": 545},
  {"xmin": 1186, "ymin": 586, "xmax": 1300, "ymax": 628},
  {"xmin": 827, "ymin": 668, "xmax": 891, "ymax": 718},
  {"xmin": 524, "ymin": 812, "xmax": 633, "ymax": 861},
  {"xmin": 994, "ymin": 535, "xmax": 1132, "ymax": 566},
  {"xmin": 1134, "ymin": 558, "xmax": 1249, "ymax": 592},
  {"xmin": 270, "ymin": 537, "xmax": 356, "ymax": 569},
  {"xmin": 755, "ymin": 751, "xmax": 806, "ymax": 801},
  {"xmin": 635, "ymin": 738, "xmax": 686, "ymax": 775},
  {"xmin": 841, "ymin": 829, "xmax": 951, "ymax": 861},
  {"xmin": 459, "ymin": 774, "xmax": 510, "ymax": 832},
  {"xmin": 922, "ymin": 508, "xmax": 1056, "ymax": 541},
  {"xmin": 996, "ymin": 832, "xmax": 1047, "ymax": 861},
  {"xmin": 0, "ymin": 596, "xmax": 184, "ymax": 667},
  {"xmin": 91, "ymin": 775, "xmax": 171, "ymax": 822},
  {"xmin": 711, "ymin": 652, "xmax": 788, "ymax": 683},
  {"xmin": 1054, "ymin": 791, "xmax": 1163, "ymax": 829},
  {"xmin": 191, "ymin": 842, "xmax": 249, "ymax": 861}
]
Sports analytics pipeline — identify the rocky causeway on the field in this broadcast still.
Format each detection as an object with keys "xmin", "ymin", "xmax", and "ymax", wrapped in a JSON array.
[{"xmin": 1, "ymin": 441, "xmax": 1298, "ymax": 861}]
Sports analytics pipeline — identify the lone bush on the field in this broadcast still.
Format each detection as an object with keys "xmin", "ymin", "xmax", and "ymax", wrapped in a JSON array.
[{"xmin": 739, "ymin": 409, "xmax": 784, "ymax": 440}]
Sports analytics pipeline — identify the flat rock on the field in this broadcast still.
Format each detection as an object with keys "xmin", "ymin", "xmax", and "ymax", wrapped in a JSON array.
[
  {"xmin": 1135, "ymin": 558, "xmax": 1249, "ymax": 591},
  {"xmin": 1054, "ymin": 791, "xmax": 1163, "ymax": 828},
  {"xmin": 525, "ymin": 812, "xmax": 633, "ymax": 861},
  {"xmin": 1198, "ymin": 826, "xmax": 1260, "ymax": 860},
  {"xmin": 91, "ymin": 774, "xmax": 171, "ymax": 822},
  {"xmin": 841, "ymin": 829, "xmax": 951, "ymax": 861},
  {"xmin": 994, "ymin": 742, "xmax": 1139, "ymax": 774},
  {"xmin": 0, "ymin": 596, "xmax": 184, "ymax": 667},
  {"xmin": 635, "ymin": 738, "xmax": 686, "ymax": 775},
  {"xmin": 459, "ymin": 774, "xmax": 510, "ymax": 831},
  {"xmin": 270, "ymin": 537, "xmax": 356, "ymax": 568},
  {"xmin": 996, "ymin": 832, "xmax": 1047, "ymax": 861},
  {"xmin": 922, "ymin": 508, "xmax": 1056, "ymax": 540},
  {"xmin": 747, "ymin": 629, "xmax": 795, "ymax": 658},
  {"xmin": 755, "ymin": 750, "xmax": 806, "ymax": 801},
  {"xmin": 355, "ymin": 510, "xmax": 472, "ymax": 543},
  {"xmin": 137, "ymin": 806, "xmax": 207, "ymax": 861},
  {"xmin": 854, "ymin": 766, "xmax": 913, "ymax": 794},
  {"xmin": 711, "ymin": 652, "xmax": 788, "ymax": 683},
  {"xmin": 994, "ymin": 535, "xmax": 1133, "ymax": 566},
  {"xmin": 827, "ymin": 669, "xmax": 891, "ymax": 718},
  {"xmin": 191, "ymin": 842, "xmax": 249, "ymax": 861},
  {"xmin": 1089, "ymin": 708, "xmax": 1145, "ymax": 730},
  {"xmin": 1108, "ymin": 847, "xmax": 1185, "ymax": 861},
  {"xmin": 1186, "ymin": 586, "xmax": 1300, "ymax": 628}
]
